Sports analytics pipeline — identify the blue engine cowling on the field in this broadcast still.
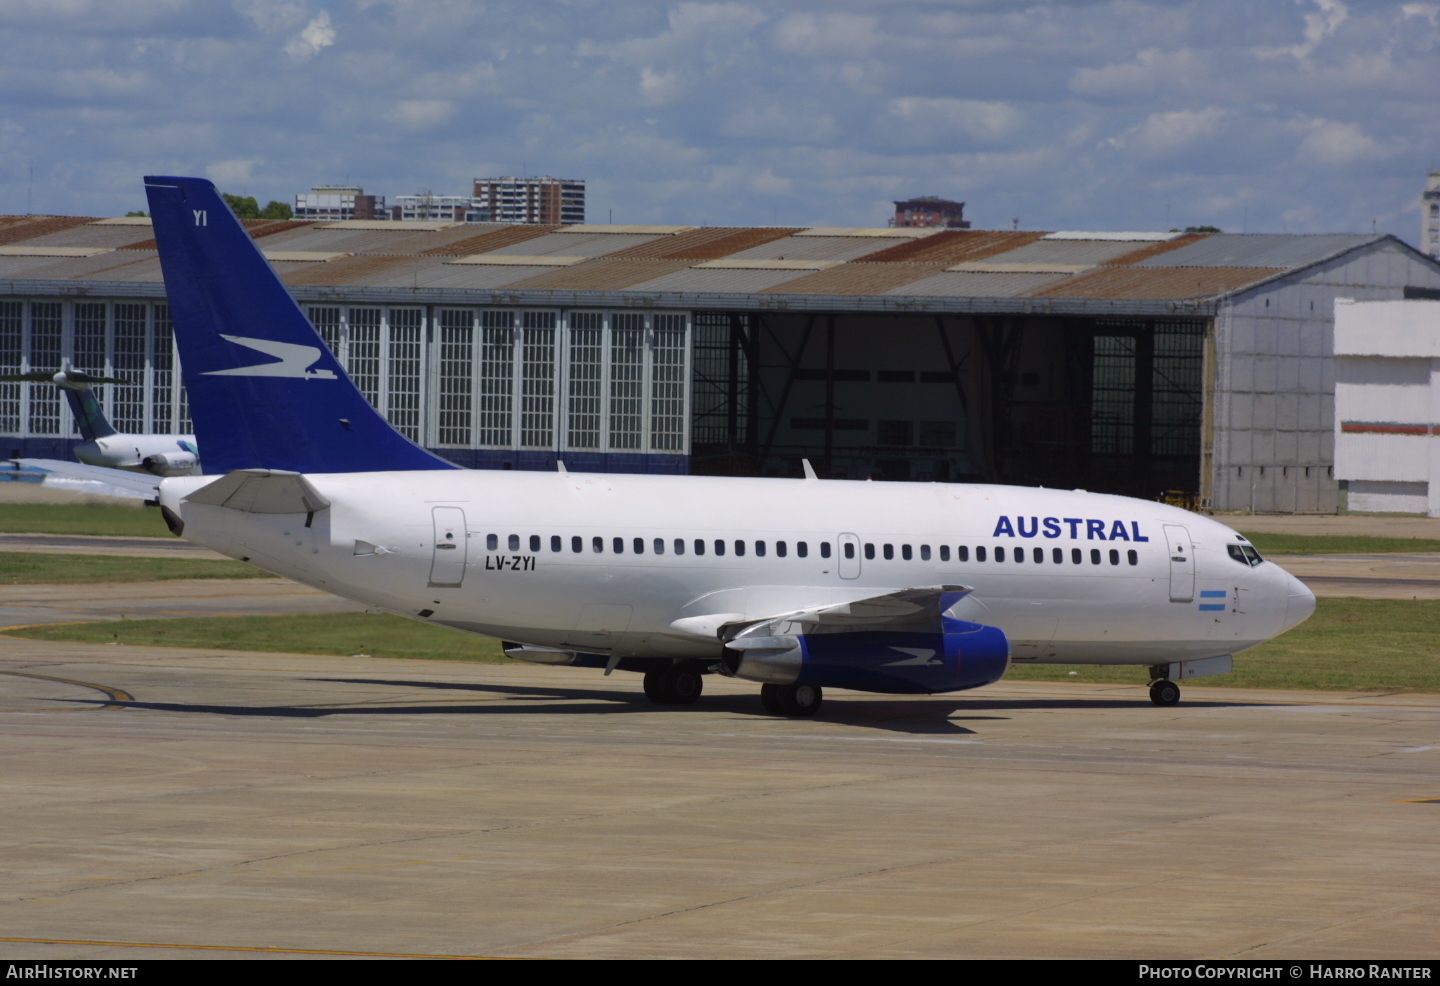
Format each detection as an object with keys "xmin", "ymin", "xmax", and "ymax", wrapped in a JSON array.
[{"xmin": 726, "ymin": 618, "xmax": 1010, "ymax": 695}]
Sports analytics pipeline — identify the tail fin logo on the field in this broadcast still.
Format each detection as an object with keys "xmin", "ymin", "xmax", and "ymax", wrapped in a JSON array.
[{"xmin": 202, "ymin": 335, "xmax": 338, "ymax": 380}]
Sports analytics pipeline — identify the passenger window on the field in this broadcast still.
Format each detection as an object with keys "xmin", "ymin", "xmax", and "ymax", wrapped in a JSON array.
[
  {"xmin": 1109, "ymin": 549, "xmax": 1120, "ymax": 565},
  {"xmin": 715, "ymin": 539, "xmax": 726, "ymax": 556},
  {"xmin": 633, "ymin": 537, "xmax": 644, "ymax": 554},
  {"xmin": 843, "ymin": 543, "xmax": 854, "ymax": 560},
  {"xmin": 1052, "ymin": 547, "xmax": 1063, "ymax": 564},
  {"xmin": 613, "ymin": 537, "xmax": 624, "ymax": 554},
  {"xmin": 1072, "ymin": 548, "xmax": 1082, "ymax": 564},
  {"xmin": 777, "ymin": 541, "xmax": 787, "ymax": 557},
  {"xmin": 1090, "ymin": 548, "xmax": 1101, "ymax": 565},
  {"xmin": 551, "ymin": 535, "xmax": 561, "ymax": 552},
  {"xmin": 996, "ymin": 546, "xmax": 1006, "ymax": 562},
  {"xmin": 674, "ymin": 538, "xmax": 685, "ymax": 556},
  {"xmin": 592, "ymin": 536, "xmax": 603, "ymax": 553},
  {"xmin": 977, "ymin": 546, "xmax": 987, "ymax": 562},
  {"xmin": 694, "ymin": 538, "xmax": 705, "ymax": 556},
  {"xmin": 958, "ymin": 545, "xmax": 969, "ymax": 562},
  {"xmin": 509, "ymin": 534, "xmax": 520, "ymax": 551},
  {"xmin": 864, "ymin": 543, "xmax": 875, "ymax": 560},
  {"xmin": 735, "ymin": 540, "xmax": 746, "ymax": 557},
  {"xmin": 756, "ymin": 540, "xmax": 766, "ymax": 557},
  {"xmin": 572, "ymin": 535, "xmax": 582, "ymax": 553},
  {"xmin": 1128, "ymin": 549, "xmax": 1138, "ymax": 565},
  {"xmin": 939, "ymin": 545, "xmax": 950, "ymax": 561},
  {"xmin": 487, "ymin": 534, "xmax": 498, "ymax": 551},
  {"xmin": 816, "ymin": 542, "xmax": 826, "ymax": 558},
  {"xmin": 883, "ymin": 544, "xmax": 894, "ymax": 560},
  {"xmin": 920, "ymin": 545, "xmax": 930, "ymax": 561},
  {"xmin": 1033, "ymin": 547, "xmax": 1043, "ymax": 563},
  {"xmin": 902, "ymin": 544, "xmax": 913, "ymax": 561},
  {"xmin": 654, "ymin": 538, "xmax": 665, "ymax": 555},
  {"xmin": 530, "ymin": 535, "xmax": 541, "ymax": 552}
]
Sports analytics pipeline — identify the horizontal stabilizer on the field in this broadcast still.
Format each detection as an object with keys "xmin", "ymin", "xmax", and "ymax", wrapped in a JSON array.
[
  {"xmin": 9, "ymin": 458, "xmax": 161, "ymax": 498},
  {"xmin": 184, "ymin": 469, "xmax": 330, "ymax": 514}
]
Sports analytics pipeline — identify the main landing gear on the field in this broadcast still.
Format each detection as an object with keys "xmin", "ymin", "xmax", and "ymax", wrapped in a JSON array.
[
  {"xmin": 760, "ymin": 683, "xmax": 823, "ymax": 717},
  {"xmin": 1148, "ymin": 678, "xmax": 1181, "ymax": 706},
  {"xmin": 643, "ymin": 661, "xmax": 704, "ymax": 705}
]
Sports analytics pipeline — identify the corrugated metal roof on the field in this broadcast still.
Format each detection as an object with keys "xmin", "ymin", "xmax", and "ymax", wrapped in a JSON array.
[
  {"xmin": 280, "ymin": 254, "xmax": 422, "ymax": 286},
  {"xmin": 724, "ymin": 235, "xmax": 909, "ymax": 263},
  {"xmin": 0, "ymin": 216, "xmax": 97, "ymax": 247},
  {"xmin": 1136, "ymin": 233, "xmax": 1379, "ymax": 269},
  {"xmin": 603, "ymin": 227, "xmax": 802, "ymax": 260},
  {"xmin": 761, "ymin": 263, "xmax": 945, "ymax": 296},
  {"xmin": 1099, "ymin": 234, "xmax": 1208, "ymax": 266},
  {"xmin": 418, "ymin": 225, "xmax": 560, "ymax": 256},
  {"xmin": 1031, "ymin": 265, "xmax": 1283, "ymax": 299},
  {"xmin": 853, "ymin": 230, "xmax": 1045, "ymax": 264},
  {"xmin": 623, "ymin": 266, "xmax": 819, "ymax": 293},
  {"xmin": 407, "ymin": 263, "xmax": 558, "ymax": 290},
  {"xmin": 506, "ymin": 259, "xmax": 696, "ymax": 291},
  {"xmin": 887, "ymin": 270, "xmax": 1072, "ymax": 298},
  {"xmin": 975, "ymin": 238, "xmax": 1148, "ymax": 266},
  {"xmin": 481, "ymin": 231, "xmax": 667, "ymax": 258}
]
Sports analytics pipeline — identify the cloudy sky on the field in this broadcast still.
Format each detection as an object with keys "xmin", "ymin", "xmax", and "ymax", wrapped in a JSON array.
[{"xmin": 1, "ymin": 0, "xmax": 1437, "ymax": 244}]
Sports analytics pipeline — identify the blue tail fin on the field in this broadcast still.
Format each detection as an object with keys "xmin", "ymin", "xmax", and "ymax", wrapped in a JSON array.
[
  {"xmin": 143, "ymin": 175, "xmax": 457, "ymax": 474},
  {"xmin": 62, "ymin": 386, "xmax": 117, "ymax": 442}
]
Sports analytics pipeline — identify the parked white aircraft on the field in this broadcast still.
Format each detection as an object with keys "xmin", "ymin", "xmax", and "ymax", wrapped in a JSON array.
[
  {"xmin": 143, "ymin": 175, "xmax": 1316, "ymax": 715},
  {"xmin": 2, "ymin": 369, "xmax": 200, "ymax": 478}
]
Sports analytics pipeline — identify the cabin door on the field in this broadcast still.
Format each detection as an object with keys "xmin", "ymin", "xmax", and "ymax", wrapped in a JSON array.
[
  {"xmin": 429, "ymin": 506, "xmax": 468, "ymax": 587},
  {"xmin": 1163, "ymin": 524, "xmax": 1194, "ymax": 602}
]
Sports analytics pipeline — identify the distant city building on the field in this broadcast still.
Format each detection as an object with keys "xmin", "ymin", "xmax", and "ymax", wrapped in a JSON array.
[
  {"xmin": 388, "ymin": 191, "xmax": 489, "ymax": 223},
  {"xmin": 891, "ymin": 196, "xmax": 971, "ymax": 229},
  {"xmin": 293, "ymin": 185, "xmax": 384, "ymax": 221},
  {"xmin": 473, "ymin": 177, "xmax": 585, "ymax": 225},
  {"xmin": 1424, "ymin": 169, "xmax": 1440, "ymax": 258}
]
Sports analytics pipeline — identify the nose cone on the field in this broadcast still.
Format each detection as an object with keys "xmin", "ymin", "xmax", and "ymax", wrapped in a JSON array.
[{"xmin": 1280, "ymin": 569, "xmax": 1316, "ymax": 633}]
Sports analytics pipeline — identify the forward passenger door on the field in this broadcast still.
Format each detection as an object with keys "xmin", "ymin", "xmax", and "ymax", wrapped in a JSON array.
[{"xmin": 1163, "ymin": 524, "xmax": 1194, "ymax": 603}]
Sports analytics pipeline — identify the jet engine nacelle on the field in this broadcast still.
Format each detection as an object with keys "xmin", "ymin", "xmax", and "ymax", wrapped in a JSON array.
[
  {"xmin": 141, "ymin": 450, "xmax": 199, "ymax": 476},
  {"xmin": 723, "ymin": 619, "xmax": 1010, "ymax": 695}
]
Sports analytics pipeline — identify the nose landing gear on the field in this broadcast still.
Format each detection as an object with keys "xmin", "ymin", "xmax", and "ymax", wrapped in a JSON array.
[{"xmin": 1148, "ymin": 678, "xmax": 1181, "ymax": 706}]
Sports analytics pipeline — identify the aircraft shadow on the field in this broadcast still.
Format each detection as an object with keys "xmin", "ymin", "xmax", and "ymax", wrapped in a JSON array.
[{"xmin": 53, "ymin": 675, "xmax": 1256, "ymax": 734}]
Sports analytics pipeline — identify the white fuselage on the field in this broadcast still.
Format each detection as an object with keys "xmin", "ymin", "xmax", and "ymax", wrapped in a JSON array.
[
  {"xmin": 75, "ymin": 434, "xmax": 200, "ymax": 476},
  {"xmin": 159, "ymin": 470, "xmax": 1315, "ymax": 666}
]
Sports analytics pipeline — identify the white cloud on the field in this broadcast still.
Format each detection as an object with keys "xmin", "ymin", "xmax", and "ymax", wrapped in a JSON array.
[
  {"xmin": 1291, "ymin": 117, "xmax": 1397, "ymax": 166},
  {"xmin": 885, "ymin": 98, "xmax": 1023, "ymax": 143},
  {"xmin": 1256, "ymin": 0, "xmax": 1348, "ymax": 59},
  {"xmin": 386, "ymin": 99, "xmax": 454, "ymax": 131},
  {"xmin": 284, "ymin": 10, "xmax": 335, "ymax": 61},
  {"xmin": 206, "ymin": 157, "xmax": 263, "ymax": 186},
  {"xmin": 1108, "ymin": 108, "xmax": 1227, "ymax": 158}
]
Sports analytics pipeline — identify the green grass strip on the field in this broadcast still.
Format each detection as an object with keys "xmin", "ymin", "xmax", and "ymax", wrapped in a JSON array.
[
  {"xmin": 0, "ymin": 503, "xmax": 174, "ymax": 538},
  {"xmin": 1239, "ymin": 532, "xmax": 1440, "ymax": 555},
  {"xmin": 0, "ymin": 552, "xmax": 268, "ymax": 584},
  {"xmin": 10, "ymin": 598, "xmax": 1440, "ymax": 692},
  {"xmin": 7, "ymin": 612, "xmax": 507, "ymax": 661}
]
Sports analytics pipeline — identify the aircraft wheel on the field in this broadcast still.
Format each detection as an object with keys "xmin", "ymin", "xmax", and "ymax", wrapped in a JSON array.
[
  {"xmin": 1149, "ymin": 679, "xmax": 1181, "ymax": 706},
  {"xmin": 760, "ymin": 683, "xmax": 823, "ymax": 717},
  {"xmin": 648, "ymin": 662, "xmax": 703, "ymax": 705}
]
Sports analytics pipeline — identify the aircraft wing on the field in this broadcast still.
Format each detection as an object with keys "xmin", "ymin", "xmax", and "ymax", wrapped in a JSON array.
[
  {"xmin": 9, "ymin": 458, "xmax": 161, "ymax": 500},
  {"xmin": 719, "ymin": 585, "xmax": 975, "ymax": 641}
]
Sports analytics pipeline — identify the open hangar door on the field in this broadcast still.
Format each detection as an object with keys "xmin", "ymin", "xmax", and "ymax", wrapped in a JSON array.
[{"xmin": 689, "ymin": 310, "xmax": 1208, "ymax": 501}]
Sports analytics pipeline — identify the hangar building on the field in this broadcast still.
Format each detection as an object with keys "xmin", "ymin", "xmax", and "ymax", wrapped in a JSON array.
[{"xmin": 3, "ymin": 213, "xmax": 1439, "ymax": 511}]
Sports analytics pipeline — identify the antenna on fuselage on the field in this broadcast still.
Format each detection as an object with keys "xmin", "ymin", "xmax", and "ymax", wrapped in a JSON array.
[
  {"xmin": 557, "ymin": 460, "xmax": 568, "ymax": 475},
  {"xmin": 801, "ymin": 459, "xmax": 817, "ymax": 481}
]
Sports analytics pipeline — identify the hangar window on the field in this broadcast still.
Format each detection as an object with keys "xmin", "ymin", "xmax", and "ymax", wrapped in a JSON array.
[
  {"xmin": 694, "ymin": 538, "xmax": 705, "ymax": 556},
  {"xmin": 674, "ymin": 538, "xmax": 686, "ymax": 555},
  {"xmin": 976, "ymin": 546, "xmax": 987, "ymax": 562},
  {"xmin": 610, "ymin": 314, "xmax": 645, "ymax": 451},
  {"xmin": 478, "ymin": 311, "xmax": 515, "ymax": 448},
  {"xmin": 530, "ymin": 535, "xmax": 541, "ymax": 552},
  {"xmin": 593, "ymin": 536, "xmax": 603, "ymax": 553},
  {"xmin": 755, "ymin": 540, "xmax": 766, "ymax": 557},
  {"xmin": 633, "ymin": 537, "xmax": 644, "ymax": 554},
  {"xmin": 436, "ymin": 309, "xmax": 474, "ymax": 447},
  {"xmin": 519, "ymin": 311, "xmax": 557, "ymax": 450},
  {"xmin": 1091, "ymin": 549, "xmax": 1102, "ymax": 565},
  {"xmin": 509, "ymin": 534, "xmax": 520, "ymax": 551},
  {"xmin": 613, "ymin": 537, "xmax": 624, "ymax": 553},
  {"xmin": 654, "ymin": 538, "xmax": 665, "ymax": 555},
  {"xmin": 1128, "ymin": 549, "xmax": 1138, "ymax": 565},
  {"xmin": 864, "ymin": 543, "xmax": 875, "ymax": 560},
  {"xmin": 487, "ymin": 534, "xmax": 498, "ymax": 551},
  {"xmin": 567, "ymin": 313, "xmax": 604, "ymax": 449},
  {"xmin": 572, "ymin": 536, "xmax": 582, "ymax": 553},
  {"xmin": 883, "ymin": 544, "xmax": 894, "ymax": 560}
]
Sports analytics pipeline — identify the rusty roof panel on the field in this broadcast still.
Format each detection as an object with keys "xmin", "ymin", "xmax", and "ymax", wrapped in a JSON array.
[
  {"xmin": 505, "ymin": 259, "xmax": 696, "ymax": 291},
  {"xmin": 624, "ymin": 266, "xmax": 818, "ymax": 293},
  {"xmin": 278, "ymin": 253, "xmax": 424, "ymax": 286},
  {"xmin": 853, "ymin": 230, "xmax": 1046, "ymax": 264},
  {"xmin": 1135, "ymin": 233, "xmax": 1378, "ymax": 269},
  {"xmin": 760, "ymin": 263, "xmax": 946, "ymax": 296},
  {"xmin": 602, "ymin": 226, "xmax": 803, "ymax": 260},
  {"xmin": 724, "ymin": 235, "xmax": 912, "ymax": 263},
  {"xmin": 481, "ymin": 231, "xmax": 668, "ymax": 258},
  {"xmin": 418, "ymin": 224, "xmax": 560, "ymax": 256},
  {"xmin": 0, "ymin": 216, "xmax": 98, "ymax": 247},
  {"xmin": 1030, "ymin": 265, "xmax": 1283, "ymax": 299},
  {"xmin": 0, "ymin": 250, "xmax": 159, "ymax": 281},
  {"xmin": 406, "ymin": 263, "xmax": 559, "ymax": 289},
  {"xmin": 1101, "ymin": 234, "xmax": 1209, "ymax": 265},
  {"xmin": 17, "ymin": 224, "xmax": 165, "ymax": 249},
  {"xmin": 977, "ymin": 238, "xmax": 1154, "ymax": 266},
  {"xmin": 244, "ymin": 225, "xmax": 456, "ymax": 255},
  {"xmin": 890, "ymin": 270, "xmax": 1072, "ymax": 298}
]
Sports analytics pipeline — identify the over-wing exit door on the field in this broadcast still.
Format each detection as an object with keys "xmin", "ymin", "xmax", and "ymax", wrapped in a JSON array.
[{"xmin": 429, "ymin": 506, "xmax": 467, "ymax": 587}]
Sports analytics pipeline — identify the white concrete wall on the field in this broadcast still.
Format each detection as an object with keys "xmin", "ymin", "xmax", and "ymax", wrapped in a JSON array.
[{"xmin": 1210, "ymin": 242, "xmax": 1440, "ymax": 513}]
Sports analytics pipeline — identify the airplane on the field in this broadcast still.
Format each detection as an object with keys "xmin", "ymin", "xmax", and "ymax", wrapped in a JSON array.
[
  {"xmin": 142, "ymin": 175, "xmax": 1317, "ymax": 716},
  {"xmin": 2, "ymin": 368, "xmax": 201, "ymax": 482}
]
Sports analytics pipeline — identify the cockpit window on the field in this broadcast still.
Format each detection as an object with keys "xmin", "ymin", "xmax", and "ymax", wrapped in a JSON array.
[{"xmin": 1227, "ymin": 543, "xmax": 1264, "ymax": 567}]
